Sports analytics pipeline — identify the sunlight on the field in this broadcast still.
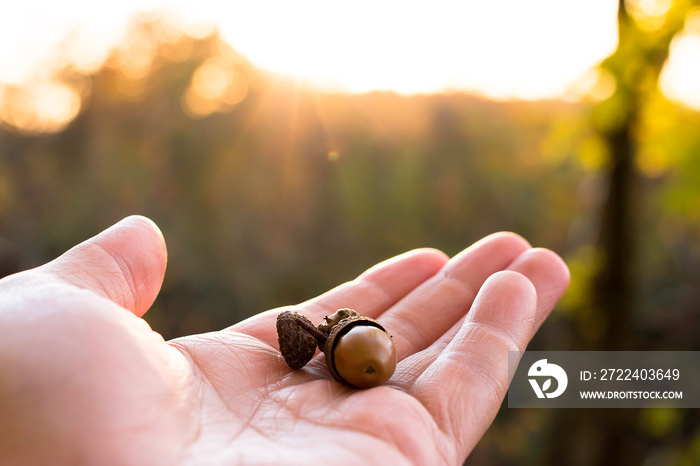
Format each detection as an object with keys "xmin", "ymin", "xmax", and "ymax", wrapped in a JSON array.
[
  {"xmin": 660, "ymin": 9, "xmax": 700, "ymax": 110},
  {"xmin": 1, "ymin": 0, "xmax": 619, "ymax": 100},
  {"xmin": 210, "ymin": 0, "xmax": 619, "ymax": 99},
  {"xmin": 3, "ymin": 0, "xmax": 700, "ymax": 133}
]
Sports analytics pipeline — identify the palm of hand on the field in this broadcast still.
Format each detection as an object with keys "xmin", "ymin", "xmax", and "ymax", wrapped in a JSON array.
[{"xmin": 0, "ymin": 217, "xmax": 569, "ymax": 465}]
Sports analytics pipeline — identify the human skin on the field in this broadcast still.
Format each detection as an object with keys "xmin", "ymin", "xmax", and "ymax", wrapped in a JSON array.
[{"xmin": 0, "ymin": 216, "xmax": 569, "ymax": 465}]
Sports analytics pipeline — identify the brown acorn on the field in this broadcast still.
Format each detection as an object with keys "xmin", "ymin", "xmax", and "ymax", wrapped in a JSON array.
[
  {"xmin": 275, "ymin": 308, "xmax": 397, "ymax": 389},
  {"xmin": 324, "ymin": 315, "xmax": 396, "ymax": 389}
]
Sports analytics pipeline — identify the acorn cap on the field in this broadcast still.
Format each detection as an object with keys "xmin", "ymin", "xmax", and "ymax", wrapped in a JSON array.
[
  {"xmin": 317, "ymin": 308, "xmax": 359, "ymax": 336},
  {"xmin": 323, "ymin": 315, "xmax": 388, "ymax": 385},
  {"xmin": 276, "ymin": 311, "xmax": 318, "ymax": 369}
]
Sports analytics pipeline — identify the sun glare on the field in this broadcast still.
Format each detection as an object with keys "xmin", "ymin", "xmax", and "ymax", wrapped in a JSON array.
[
  {"xmin": 211, "ymin": 0, "xmax": 619, "ymax": 99},
  {"xmin": 2, "ymin": 0, "xmax": 700, "ymax": 133},
  {"xmin": 1, "ymin": 0, "xmax": 619, "ymax": 100}
]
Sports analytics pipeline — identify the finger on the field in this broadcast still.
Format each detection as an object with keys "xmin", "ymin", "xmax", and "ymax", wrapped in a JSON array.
[
  {"xmin": 230, "ymin": 248, "xmax": 449, "ymax": 348},
  {"xmin": 410, "ymin": 271, "xmax": 537, "ymax": 456},
  {"xmin": 380, "ymin": 232, "xmax": 531, "ymax": 360},
  {"xmin": 505, "ymin": 247, "xmax": 570, "ymax": 329},
  {"xmin": 392, "ymin": 247, "xmax": 570, "ymax": 389},
  {"xmin": 37, "ymin": 215, "xmax": 167, "ymax": 317}
]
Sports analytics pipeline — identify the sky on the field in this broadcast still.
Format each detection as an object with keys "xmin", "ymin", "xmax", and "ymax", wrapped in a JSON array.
[{"xmin": 0, "ymin": 0, "xmax": 698, "ymax": 103}]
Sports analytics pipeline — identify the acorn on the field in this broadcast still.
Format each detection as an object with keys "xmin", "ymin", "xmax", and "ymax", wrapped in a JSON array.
[
  {"xmin": 276, "ymin": 309, "xmax": 397, "ymax": 389},
  {"xmin": 324, "ymin": 314, "xmax": 397, "ymax": 388}
]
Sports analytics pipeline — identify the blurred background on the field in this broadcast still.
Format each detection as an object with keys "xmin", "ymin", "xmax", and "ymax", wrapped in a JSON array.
[{"xmin": 1, "ymin": 0, "xmax": 699, "ymax": 464}]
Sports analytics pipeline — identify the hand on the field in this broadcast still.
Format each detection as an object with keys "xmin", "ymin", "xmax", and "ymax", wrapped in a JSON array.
[{"xmin": 0, "ymin": 216, "xmax": 569, "ymax": 465}]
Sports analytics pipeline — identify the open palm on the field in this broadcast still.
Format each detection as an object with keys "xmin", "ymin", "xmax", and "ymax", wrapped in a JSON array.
[{"xmin": 0, "ymin": 216, "xmax": 569, "ymax": 465}]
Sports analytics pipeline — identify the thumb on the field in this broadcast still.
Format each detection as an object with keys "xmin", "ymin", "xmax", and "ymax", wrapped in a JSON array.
[{"xmin": 39, "ymin": 215, "xmax": 167, "ymax": 317}]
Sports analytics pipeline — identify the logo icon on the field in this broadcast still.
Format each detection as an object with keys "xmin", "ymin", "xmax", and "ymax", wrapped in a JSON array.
[{"xmin": 528, "ymin": 359, "xmax": 568, "ymax": 398}]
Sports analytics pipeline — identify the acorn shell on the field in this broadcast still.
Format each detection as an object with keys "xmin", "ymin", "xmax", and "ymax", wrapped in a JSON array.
[
  {"xmin": 324, "ymin": 315, "xmax": 389, "ymax": 386},
  {"xmin": 276, "ymin": 311, "xmax": 318, "ymax": 369}
]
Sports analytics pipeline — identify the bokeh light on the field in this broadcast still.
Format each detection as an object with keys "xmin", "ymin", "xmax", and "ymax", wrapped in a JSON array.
[
  {"xmin": 0, "ymin": 81, "xmax": 81, "ymax": 134},
  {"xmin": 660, "ymin": 8, "xmax": 700, "ymax": 110},
  {"xmin": 626, "ymin": 0, "xmax": 674, "ymax": 31},
  {"xmin": 182, "ymin": 56, "xmax": 249, "ymax": 117}
]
